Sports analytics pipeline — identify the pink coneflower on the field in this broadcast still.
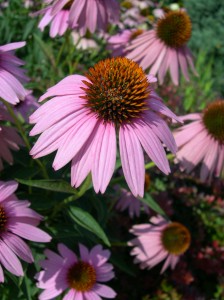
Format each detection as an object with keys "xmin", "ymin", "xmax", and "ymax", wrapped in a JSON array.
[
  {"xmin": 68, "ymin": 0, "xmax": 120, "ymax": 36},
  {"xmin": 107, "ymin": 28, "xmax": 144, "ymax": 57},
  {"xmin": 128, "ymin": 216, "xmax": 191, "ymax": 273},
  {"xmin": 0, "ymin": 42, "xmax": 27, "ymax": 104},
  {"xmin": 0, "ymin": 107, "xmax": 23, "ymax": 171},
  {"xmin": 35, "ymin": 243, "xmax": 116, "ymax": 300},
  {"xmin": 36, "ymin": 1, "xmax": 70, "ymax": 38},
  {"xmin": 36, "ymin": 0, "xmax": 120, "ymax": 37},
  {"xmin": 30, "ymin": 57, "xmax": 178, "ymax": 197},
  {"xmin": 0, "ymin": 180, "xmax": 51, "ymax": 282},
  {"xmin": 115, "ymin": 173, "xmax": 151, "ymax": 218},
  {"xmin": 174, "ymin": 100, "xmax": 224, "ymax": 181},
  {"xmin": 126, "ymin": 10, "xmax": 197, "ymax": 85}
]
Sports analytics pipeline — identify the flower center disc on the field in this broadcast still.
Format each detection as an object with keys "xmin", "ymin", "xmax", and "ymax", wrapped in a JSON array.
[
  {"xmin": 81, "ymin": 57, "xmax": 150, "ymax": 124},
  {"xmin": 0, "ymin": 205, "xmax": 7, "ymax": 233},
  {"xmin": 202, "ymin": 100, "xmax": 224, "ymax": 144},
  {"xmin": 161, "ymin": 222, "xmax": 191, "ymax": 255},
  {"xmin": 156, "ymin": 11, "xmax": 192, "ymax": 48},
  {"xmin": 67, "ymin": 261, "xmax": 97, "ymax": 291}
]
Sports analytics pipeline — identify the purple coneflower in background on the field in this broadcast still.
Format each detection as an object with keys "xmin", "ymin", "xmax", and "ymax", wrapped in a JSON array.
[
  {"xmin": 0, "ymin": 180, "xmax": 51, "ymax": 282},
  {"xmin": 107, "ymin": 28, "xmax": 144, "ymax": 57},
  {"xmin": 35, "ymin": 243, "xmax": 116, "ymax": 300},
  {"xmin": 14, "ymin": 90, "xmax": 39, "ymax": 122},
  {"xmin": 30, "ymin": 57, "xmax": 179, "ymax": 197},
  {"xmin": 35, "ymin": 0, "xmax": 70, "ymax": 38},
  {"xmin": 0, "ymin": 42, "xmax": 27, "ymax": 104},
  {"xmin": 115, "ymin": 173, "xmax": 151, "ymax": 218},
  {"xmin": 36, "ymin": 0, "xmax": 120, "ymax": 37},
  {"xmin": 174, "ymin": 100, "xmax": 224, "ymax": 181},
  {"xmin": 126, "ymin": 10, "xmax": 197, "ymax": 85},
  {"xmin": 0, "ymin": 107, "xmax": 23, "ymax": 171},
  {"xmin": 128, "ymin": 216, "xmax": 191, "ymax": 273}
]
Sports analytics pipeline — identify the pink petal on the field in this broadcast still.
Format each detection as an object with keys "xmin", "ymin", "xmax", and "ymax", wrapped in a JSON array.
[
  {"xmin": 92, "ymin": 122, "xmax": 116, "ymax": 193},
  {"xmin": 119, "ymin": 124, "xmax": 145, "ymax": 197},
  {"xmin": 93, "ymin": 283, "xmax": 117, "ymax": 299},
  {"xmin": 0, "ymin": 240, "xmax": 23, "ymax": 276},
  {"xmin": 2, "ymin": 233, "xmax": 33, "ymax": 263},
  {"xmin": 0, "ymin": 180, "xmax": 18, "ymax": 202},
  {"xmin": 8, "ymin": 222, "xmax": 51, "ymax": 242}
]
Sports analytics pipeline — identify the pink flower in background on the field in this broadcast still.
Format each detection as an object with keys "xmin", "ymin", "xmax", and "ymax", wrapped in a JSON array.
[
  {"xmin": 115, "ymin": 173, "xmax": 151, "ymax": 218},
  {"xmin": 35, "ymin": 243, "xmax": 116, "ymax": 300},
  {"xmin": 115, "ymin": 187, "xmax": 150, "ymax": 218},
  {"xmin": 174, "ymin": 100, "xmax": 224, "ymax": 181},
  {"xmin": 128, "ymin": 216, "xmax": 191, "ymax": 273},
  {"xmin": 107, "ymin": 28, "xmax": 144, "ymax": 57},
  {"xmin": 30, "ymin": 57, "xmax": 179, "ymax": 197},
  {"xmin": 14, "ymin": 90, "xmax": 39, "ymax": 122},
  {"xmin": 68, "ymin": 0, "xmax": 120, "ymax": 36},
  {"xmin": 126, "ymin": 10, "xmax": 197, "ymax": 85},
  {"xmin": 71, "ymin": 32, "xmax": 98, "ymax": 50},
  {"xmin": 0, "ymin": 42, "xmax": 28, "ymax": 104},
  {"xmin": 0, "ymin": 180, "xmax": 51, "ymax": 282},
  {"xmin": 36, "ymin": 0, "xmax": 120, "ymax": 37},
  {"xmin": 0, "ymin": 107, "xmax": 23, "ymax": 171},
  {"xmin": 35, "ymin": 1, "xmax": 70, "ymax": 38}
]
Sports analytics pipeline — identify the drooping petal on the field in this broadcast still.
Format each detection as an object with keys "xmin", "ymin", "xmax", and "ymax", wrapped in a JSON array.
[{"xmin": 119, "ymin": 124, "xmax": 145, "ymax": 197}]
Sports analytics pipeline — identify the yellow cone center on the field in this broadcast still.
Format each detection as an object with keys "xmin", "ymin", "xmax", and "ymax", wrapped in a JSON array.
[
  {"xmin": 67, "ymin": 261, "xmax": 97, "ymax": 291},
  {"xmin": 202, "ymin": 100, "xmax": 224, "ymax": 144},
  {"xmin": 81, "ymin": 57, "xmax": 150, "ymax": 124},
  {"xmin": 156, "ymin": 11, "xmax": 192, "ymax": 48},
  {"xmin": 161, "ymin": 222, "xmax": 191, "ymax": 255}
]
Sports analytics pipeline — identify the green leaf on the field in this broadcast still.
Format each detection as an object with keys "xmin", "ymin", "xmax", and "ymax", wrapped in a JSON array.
[
  {"xmin": 16, "ymin": 179, "xmax": 77, "ymax": 194},
  {"xmin": 139, "ymin": 193, "xmax": 167, "ymax": 218},
  {"xmin": 68, "ymin": 206, "xmax": 110, "ymax": 246},
  {"xmin": 33, "ymin": 33, "xmax": 56, "ymax": 69}
]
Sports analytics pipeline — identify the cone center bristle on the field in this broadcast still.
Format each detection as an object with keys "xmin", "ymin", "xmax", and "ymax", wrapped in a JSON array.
[
  {"xmin": 161, "ymin": 222, "xmax": 191, "ymax": 255},
  {"xmin": 203, "ymin": 100, "xmax": 224, "ymax": 144},
  {"xmin": 81, "ymin": 57, "xmax": 150, "ymax": 124},
  {"xmin": 156, "ymin": 11, "xmax": 192, "ymax": 48},
  {"xmin": 67, "ymin": 261, "xmax": 96, "ymax": 291},
  {"xmin": 0, "ymin": 205, "xmax": 7, "ymax": 233}
]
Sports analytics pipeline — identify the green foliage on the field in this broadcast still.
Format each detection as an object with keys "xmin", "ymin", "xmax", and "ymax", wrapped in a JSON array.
[
  {"xmin": 184, "ymin": 0, "xmax": 224, "ymax": 95},
  {"xmin": 179, "ymin": 50, "xmax": 217, "ymax": 112}
]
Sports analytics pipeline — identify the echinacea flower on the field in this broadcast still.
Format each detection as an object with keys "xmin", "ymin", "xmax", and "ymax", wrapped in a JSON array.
[
  {"xmin": 128, "ymin": 216, "xmax": 191, "ymax": 273},
  {"xmin": 68, "ymin": 0, "xmax": 120, "ymax": 36},
  {"xmin": 0, "ymin": 180, "xmax": 51, "ymax": 282},
  {"xmin": 36, "ymin": 0, "xmax": 120, "ymax": 37},
  {"xmin": 115, "ymin": 173, "xmax": 151, "ymax": 218},
  {"xmin": 174, "ymin": 100, "xmax": 224, "ymax": 181},
  {"xmin": 0, "ymin": 107, "xmax": 23, "ymax": 171},
  {"xmin": 35, "ymin": 0, "xmax": 70, "ymax": 38},
  {"xmin": 126, "ymin": 10, "xmax": 197, "ymax": 85},
  {"xmin": 30, "ymin": 57, "xmax": 179, "ymax": 197},
  {"xmin": 14, "ymin": 90, "xmax": 39, "ymax": 122},
  {"xmin": 107, "ymin": 28, "xmax": 144, "ymax": 57},
  {"xmin": 0, "ymin": 42, "xmax": 27, "ymax": 104},
  {"xmin": 35, "ymin": 243, "xmax": 116, "ymax": 300}
]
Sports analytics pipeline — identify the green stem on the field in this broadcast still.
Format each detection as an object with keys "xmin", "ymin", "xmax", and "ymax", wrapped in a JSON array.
[
  {"xmin": 145, "ymin": 153, "xmax": 175, "ymax": 170},
  {"xmin": 50, "ymin": 175, "xmax": 92, "ymax": 219},
  {"xmin": 2, "ymin": 100, "xmax": 49, "ymax": 179}
]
